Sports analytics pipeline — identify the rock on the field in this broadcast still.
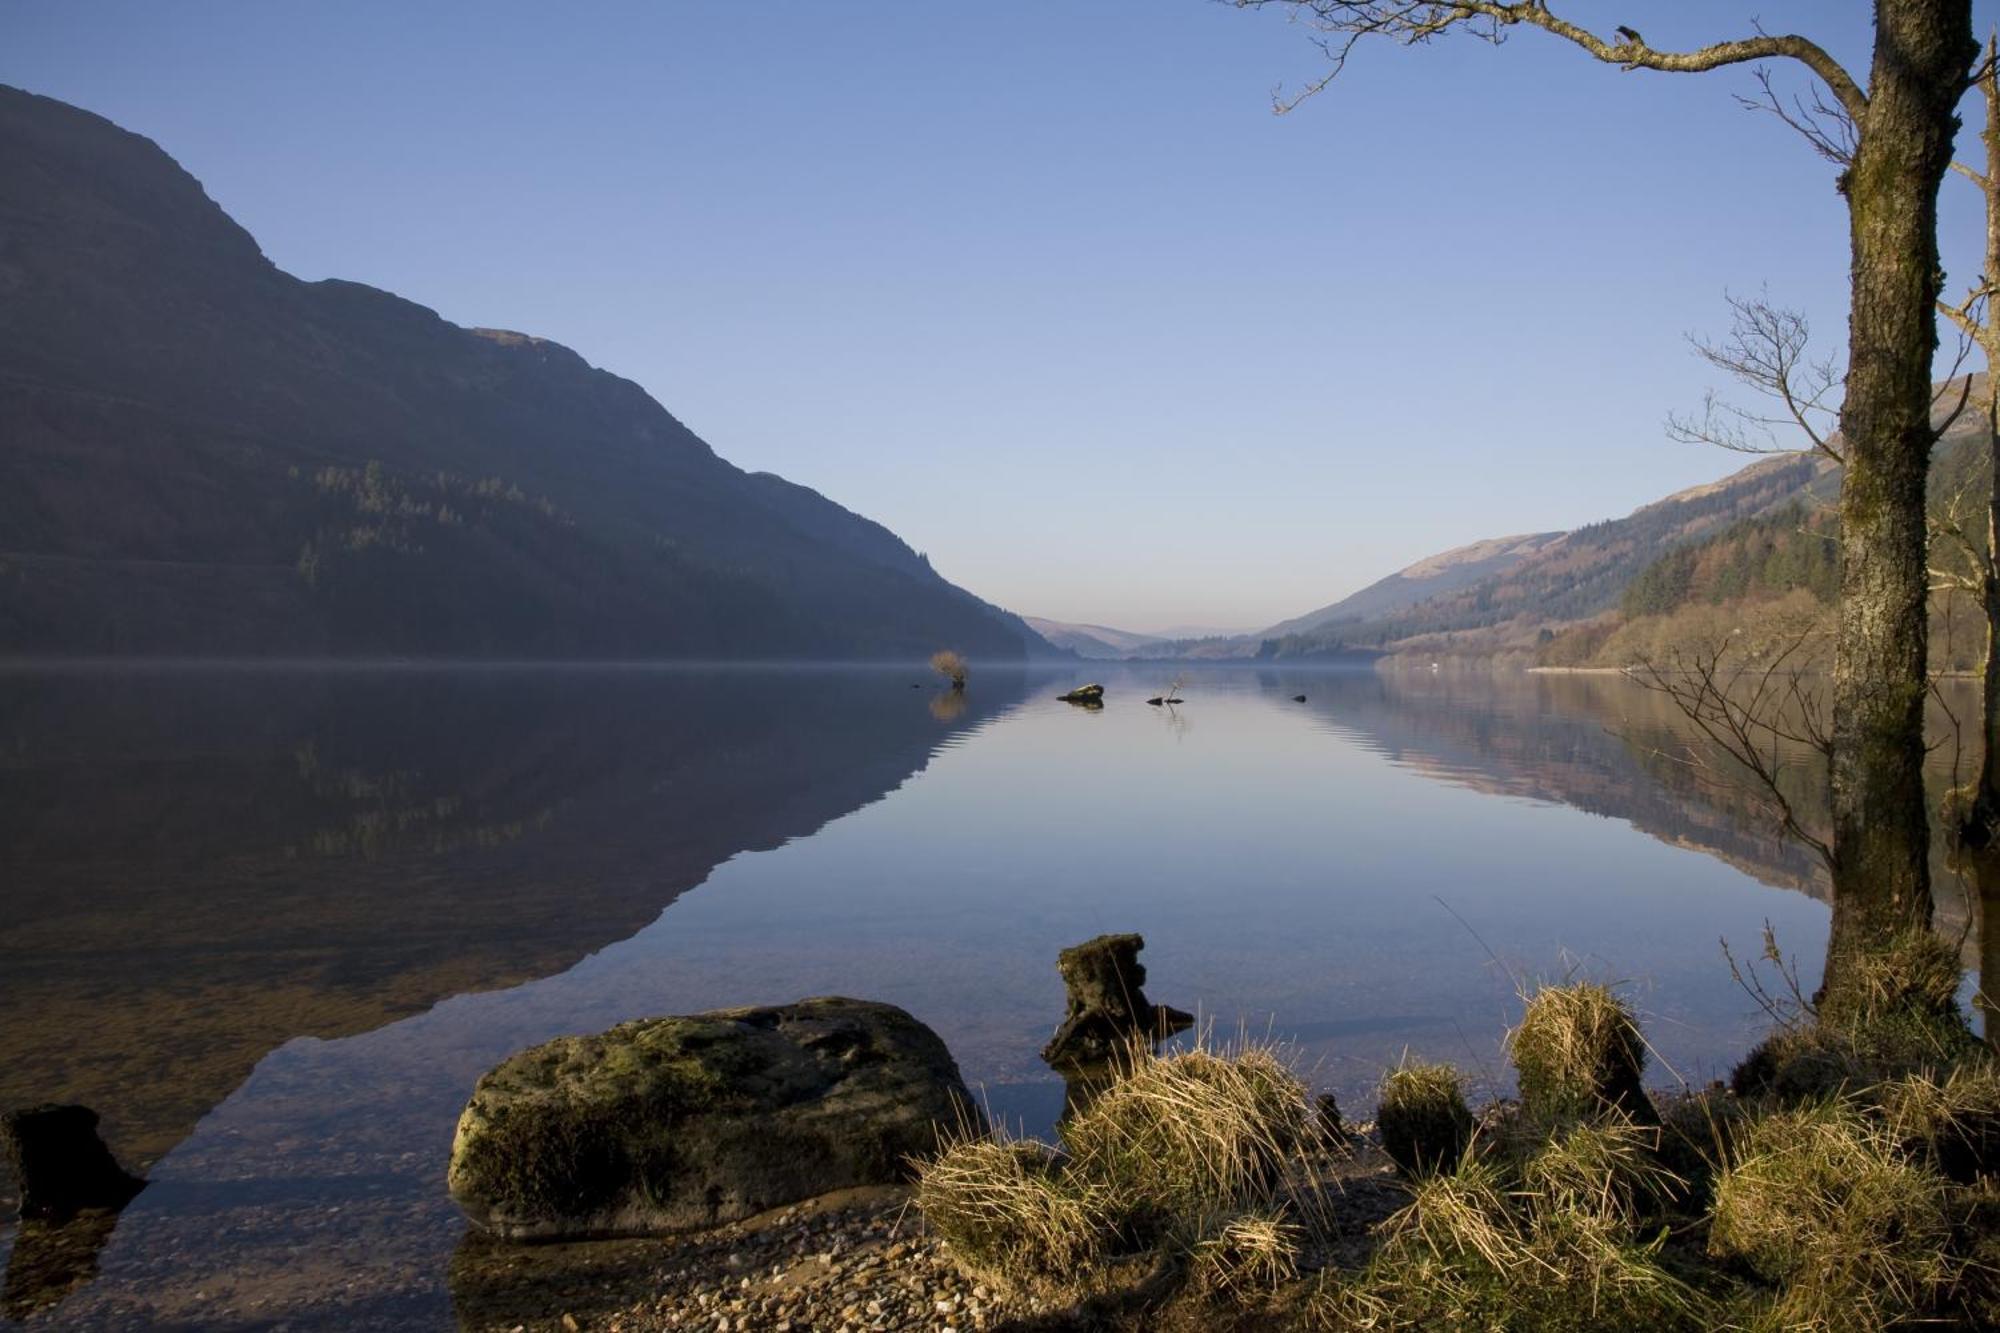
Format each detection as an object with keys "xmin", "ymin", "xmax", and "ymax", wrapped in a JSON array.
[
  {"xmin": 1, "ymin": 1104, "xmax": 143, "ymax": 1222},
  {"xmin": 1056, "ymin": 684, "xmax": 1104, "ymax": 704},
  {"xmin": 448, "ymin": 998, "xmax": 980, "ymax": 1241},
  {"xmin": 1039, "ymin": 934, "xmax": 1193, "ymax": 1069},
  {"xmin": 1292, "ymin": 694, "xmax": 1307, "ymax": 702}
]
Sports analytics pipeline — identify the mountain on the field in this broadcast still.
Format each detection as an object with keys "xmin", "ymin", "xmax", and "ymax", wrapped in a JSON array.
[
  {"xmin": 1262, "ymin": 531, "xmax": 1566, "ymax": 640},
  {"xmin": 0, "ymin": 86, "xmax": 1051, "ymax": 660},
  {"xmin": 1541, "ymin": 389, "xmax": 1991, "ymax": 669},
  {"xmin": 1251, "ymin": 451, "xmax": 1841, "ymax": 659},
  {"xmin": 1022, "ymin": 616, "xmax": 1165, "ymax": 659}
]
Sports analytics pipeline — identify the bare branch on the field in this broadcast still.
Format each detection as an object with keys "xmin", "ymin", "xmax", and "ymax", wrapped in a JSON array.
[
  {"xmin": 1235, "ymin": 1, "xmax": 1868, "ymax": 121},
  {"xmin": 1736, "ymin": 66, "xmax": 1856, "ymax": 165},
  {"xmin": 1629, "ymin": 629, "xmax": 1835, "ymax": 871},
  {"xmin": 1671, "ymin": 293, "xmax": 1844, "ymax": 464}
]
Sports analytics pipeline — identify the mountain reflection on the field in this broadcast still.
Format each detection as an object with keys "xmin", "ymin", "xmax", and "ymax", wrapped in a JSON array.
[{"xmin": 0, "ymin": 665, "xmax": 1028, "ymax": 1221}]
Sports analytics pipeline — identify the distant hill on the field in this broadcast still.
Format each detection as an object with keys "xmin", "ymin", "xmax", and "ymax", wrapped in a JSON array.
[
  {"xmin": 1022, "ymin": 617, "xmax": 1165, "ymax": 659},
  {"xmin": 1248, "ymin": 452, "xmax": 1841, "ymax": 660},
  {"xmin": 0, "ymin": 86, "xmax": 1052, "ymax": 660},
  {"xmin": 1262, "ymin": 531, "xmax": 1565, "ymax": 640},
  {"xmin": 1539, "ymin": 392, "xmax": 1991, "ymax": 670}
]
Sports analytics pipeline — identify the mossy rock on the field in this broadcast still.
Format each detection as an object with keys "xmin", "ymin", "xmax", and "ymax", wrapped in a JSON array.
[{"xmin": 448, "ymin": 997, "xmax": 978, "ymax": 1240}]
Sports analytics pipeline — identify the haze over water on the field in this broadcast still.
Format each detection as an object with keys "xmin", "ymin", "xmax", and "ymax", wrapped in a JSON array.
[{"xmin": 3, "ymin": 660, "xmax": 1959, "ymax": 1328}]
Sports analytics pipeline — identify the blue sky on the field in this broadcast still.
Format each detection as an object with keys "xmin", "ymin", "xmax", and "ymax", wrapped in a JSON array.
[{"xmin": 3, "ymin": 1, "xmax": 1992, "ymax": 632}]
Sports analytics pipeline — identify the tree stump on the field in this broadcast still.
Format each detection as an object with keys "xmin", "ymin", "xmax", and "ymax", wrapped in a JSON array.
[
  {"xmin": 2, "ymin": 1104, "xmax": 143, "ymax": 1222},
  {"xmin": 1039, "ymin": 933, "xmax": 1192, "ymax": 1069}
]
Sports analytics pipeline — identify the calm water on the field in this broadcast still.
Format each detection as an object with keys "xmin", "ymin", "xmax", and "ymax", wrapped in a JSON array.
[{"xmin": 0, "ymin": 662, "xmax": 1984, "ymax": 1328}]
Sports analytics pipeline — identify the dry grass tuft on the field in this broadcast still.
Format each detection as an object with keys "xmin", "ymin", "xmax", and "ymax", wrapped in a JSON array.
[
  {"xmin": 1708, "ymin": 1101, "xmax": 1956, "ymax": 1331},
  {"xmin": 1374, "ymin": 1060, "xmax": 1473, "ymax": 1178},
  {"xmin": 1313, "ymin": 1125, "xmax": 1708, "ymax": 1332},
  {"xmin": 917, "ymin": 1037, "xmax": 1328, "ymax": 1305},
  {"xmin": 1186, "ymin": 1210, "xmax": 1304, "ymax": 1296},
  {"xmin": 914, "ymin": 1137, "xmax": 1106, "ymax": 1290},
  {"xmin": 1819, "ymin": 929, "xmax": 1964, "ymax": 1028},
  {"xmin": 1063, "ymin": 1045, "xmax": 1319, "ymax": 1228},
  {"xmin": 1509, "ymin": 982, "xmax": 1652, "ymax": 1123},
  {"xmin": 1876, "ymin": 1061, "xmax": 2000, "ymax": 1184}
]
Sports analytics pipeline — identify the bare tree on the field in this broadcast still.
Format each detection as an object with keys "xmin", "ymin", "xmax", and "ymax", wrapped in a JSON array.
[{"xmin": 1235, "ymin": 0, "xmax": 1979, "ymax": 999}]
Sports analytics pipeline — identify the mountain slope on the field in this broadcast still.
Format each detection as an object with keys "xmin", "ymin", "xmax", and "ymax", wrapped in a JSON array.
[
  {"xmin": 1539, "ymin": 392, "xmax": 1991, "ymax": 669},
  {"xmin": 1254, "ymin": 452, "xmax": 1838, "ymax": 658},
  {"xmin": 0, "ymin": 86, "xmax": 1049, "ymax": 659},
  {"xmin": 1263, "ymin": 531, "xmax": 1565, "ymax": 640}
]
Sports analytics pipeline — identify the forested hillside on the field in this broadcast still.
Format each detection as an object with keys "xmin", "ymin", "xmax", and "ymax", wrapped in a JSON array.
[
  {"xmin": 1254, "ymin": 453, "xmax": 1831, "ymax": 660},
  {"xmin": 1539, "ymin": 399, "xmax": 1991, "ymax": 671}
]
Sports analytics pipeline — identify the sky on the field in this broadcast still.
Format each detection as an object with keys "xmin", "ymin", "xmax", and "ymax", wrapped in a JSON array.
[{"xmin": 3, "ymin": 2, "xmax": 1994, "ymax": 633}]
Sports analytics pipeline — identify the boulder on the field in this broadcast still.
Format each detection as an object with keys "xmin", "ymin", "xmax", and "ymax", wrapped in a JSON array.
[
  {"xmin": 2, "ymin": 1104, "xmax": 143, "ymax": 1222},
  {"xmin": 447, "ymin": 997, "xmax": 978, "ymax": 1241},
  {"xmin": 1057, "ymin": 684, "xmax": 1105, "ymax": 704},
  {"xmin": 1040, "ymin": 933, "xmax": 1192, "ymax": 1069}
]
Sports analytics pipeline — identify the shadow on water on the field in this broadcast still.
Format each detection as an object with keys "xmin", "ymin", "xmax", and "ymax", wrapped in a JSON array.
[{"xmin": 0, "ymin": 662, "xmax": 1031, "ymax": 1322}]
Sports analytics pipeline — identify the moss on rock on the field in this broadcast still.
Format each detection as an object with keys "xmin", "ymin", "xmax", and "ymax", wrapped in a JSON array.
[{"xmin": 448, "ymin": 997, "xmax": 977, "ymax": 1240}]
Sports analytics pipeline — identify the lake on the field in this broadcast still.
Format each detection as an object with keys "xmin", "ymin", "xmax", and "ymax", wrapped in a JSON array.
[{"xmin": 0, "ymin": 661, "xmax": 1987, "ymax": 1328}]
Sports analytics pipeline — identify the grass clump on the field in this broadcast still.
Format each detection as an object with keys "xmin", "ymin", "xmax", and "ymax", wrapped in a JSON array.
[
  {"xmin": 1877, "ymin": 1061, "xmax": 2000, "ymax": 1184},
  {"xmin": 918, "ymin": 1038, "xmax": 1329, "ymax": 1308},
  {"xmin": 1064, "ymin": 1045, "xmax": 1318, "ymax": 1228},
  {"xmin": 1375, "ymin": 1060, "xmax": 1473, "ymax": 1178},
  {"xmin": 1186, "ymin": 1210, "xmax": 1304, "ymax": 1296},
  {"xmin": 914, "ymin": 1137, "xmax": 1107, "ymax": 1290},
  {"xmin": 1315, "ymin": 1122, "xmax": 1707, "ymax": 1332},
  {"xmin": 1732, "ymin": 929, "xmax": 1978, "ymax": 1105},
  {"xmin": 1509, "ymin": 981, "xmax": 1654, "ymax": 1123},
  {"xmin": 1708, "ymin": 1102, "xmax": 1956, "ymax": 1331}
]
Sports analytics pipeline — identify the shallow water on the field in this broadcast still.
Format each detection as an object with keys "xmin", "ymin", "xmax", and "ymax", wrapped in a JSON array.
[{"xmin": 0, "ymin": 661, "xmax": 1981, "ymax": 1328}]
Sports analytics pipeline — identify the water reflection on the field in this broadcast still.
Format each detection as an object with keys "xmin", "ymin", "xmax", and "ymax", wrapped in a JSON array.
[
  {"xmin": 0, "ymin": 662, "xmax": 1985, "ymax": 1328},
  {"xmin": 0, "ymin": 663, "xmax": 1028, "ymax": 1322}
]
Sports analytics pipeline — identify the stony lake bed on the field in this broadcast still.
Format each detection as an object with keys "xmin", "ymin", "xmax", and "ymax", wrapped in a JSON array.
[{"xmin": 2, "ymin": 661, "xmax": 1988, "ymax": 1329}]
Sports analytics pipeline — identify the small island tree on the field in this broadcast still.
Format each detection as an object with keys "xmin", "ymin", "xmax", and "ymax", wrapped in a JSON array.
[{"xmin": 931, "ymin": 649, "xmax": 969, "ymax": 692}]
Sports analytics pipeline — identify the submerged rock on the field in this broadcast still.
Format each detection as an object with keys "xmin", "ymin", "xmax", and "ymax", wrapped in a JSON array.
[
  {"xmin": 2, "ymin": 1104, "xmax": 143, "ymax": 1221},
  {"xmin": 1040, "ymin": 933, "xmax": 1192, "ymax": 1069},
  {"xmin": 448, "ymin": 997, "xmax": 979, "ymax": 1241},
  {"xmin": 1057, "ymin": 684, "xmax": 1105, "ymax": 704}
]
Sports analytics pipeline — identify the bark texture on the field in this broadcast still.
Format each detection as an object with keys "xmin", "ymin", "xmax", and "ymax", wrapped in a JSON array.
[{"xmin": 1825, "ymin": 0, "xmax": 1978, "ymax": 991}]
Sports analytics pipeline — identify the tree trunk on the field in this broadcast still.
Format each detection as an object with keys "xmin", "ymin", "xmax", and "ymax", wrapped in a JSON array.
[{"xmin": 1824, "ymin": 0, "xmax": 1978, "ymax": 999}]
